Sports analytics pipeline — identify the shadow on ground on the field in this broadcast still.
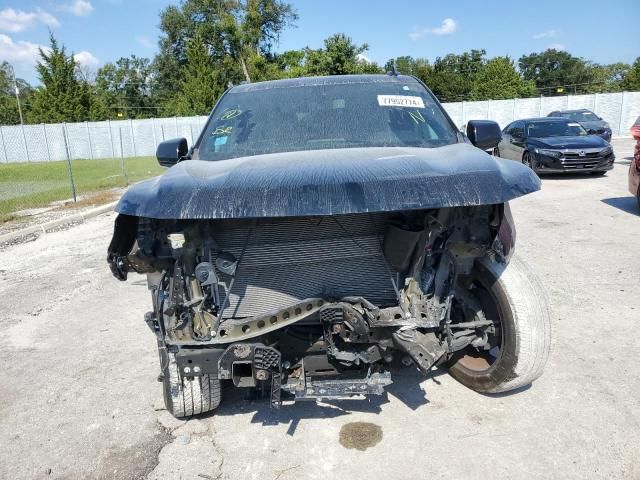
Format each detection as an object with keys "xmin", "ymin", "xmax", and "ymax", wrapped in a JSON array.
[
  {"xmin": 601, "ymin": 197, "xmax": 639, "ymax": 215},
  {"xmin": 539, "ymin": 172, "xmax": 609, "ymax": 181},
  {"xmin": 205, "ymin": 367, "xmax": 449, "ymax": 434}
]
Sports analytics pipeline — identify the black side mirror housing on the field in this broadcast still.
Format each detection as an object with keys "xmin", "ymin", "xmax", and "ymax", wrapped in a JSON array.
[
  {"xmin": 156, "ymin": 138, "xmax": 189, "ymax": 167},
  {"xmin": 466, "ymin": 120, "xmax": 502, "ymax": 150}
]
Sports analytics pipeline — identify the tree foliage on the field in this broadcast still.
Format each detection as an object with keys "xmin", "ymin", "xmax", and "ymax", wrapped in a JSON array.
[
  {"xmin": 518, "ymin": 49, "xmax": 594, "ymax": 94},
  {"xmin": 171, "ymin": 33, "xmax": 221, "ymax": 116},
  {"xmin": 153, "ymin": 0, "xmax": 297, "ymax": 105},
  {"xmin": 621, "ymin": 57, "xmax": 640, "ymax": 91},
  {"xmin": 426, "ymin": 49, "xmax": 487, "ymax": 102},
  {"xmin": 303, "ymin": 34, "xmax": 381, "ymax": 76},
  {"xmin": 30, "ymin": 34, "xmax": 91, "ymax": 123},
  {"xmin": 470, "ymin": 57, "xmax": 536, "ymax": 100},
  {"xmin": 92, "ymin": 55, "xmax": 154, "ymax": 119}
]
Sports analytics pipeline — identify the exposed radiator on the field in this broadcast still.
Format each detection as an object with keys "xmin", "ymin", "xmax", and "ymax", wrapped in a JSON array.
[{"xmin": 210, "ymin": 213, "xmax": 398, "ymax": 318}]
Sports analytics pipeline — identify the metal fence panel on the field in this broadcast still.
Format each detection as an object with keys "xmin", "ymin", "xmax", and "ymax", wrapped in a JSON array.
[
  {"xmin": 518, "ymin": 97, "xmax": 542, "ymax": 119},
  {"xmin": 620, "ymin": 91, "xmax": 640, "ymax": 137}
]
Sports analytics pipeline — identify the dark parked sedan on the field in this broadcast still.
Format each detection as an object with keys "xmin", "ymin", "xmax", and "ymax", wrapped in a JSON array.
[
  {"xmin": 495, "ymin": 117, "xmax": 614, "ymax": 174},
  {"xmin": 548, "ymin": 108, "xmax": 612, "ymax": 142}
]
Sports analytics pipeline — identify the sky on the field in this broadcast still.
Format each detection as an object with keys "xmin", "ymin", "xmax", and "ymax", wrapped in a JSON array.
[{"xmin": 1, "ymin": 0, "xmax": 638, "ymax": 84}]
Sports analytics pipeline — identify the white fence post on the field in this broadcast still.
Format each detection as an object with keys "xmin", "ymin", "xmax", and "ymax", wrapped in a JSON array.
[
  {"xmin": 129, "ymin": 119, "xmax": 136, "ymax": 157},
  {"xmin": 42, "ymin": 124, "xmax": 50, "ymax": 162},
  {"xmin": 84, "ymin": 122, "xmax": 93, "ymax": 160},
  {"xmin": 0, "ymin": 125, "xmax": 7, "ymax": 163},
  {"xmin": 107, "ymin": 119, "xmax": 115, "ymax": 158},
  {"xmin": 119, "ymin": 128, "xmax": 129, "ymax": 186},
  {"xmin": 85, "ymin": 121, "xmax": 94, "ymax": 159},
  {"xmin": 461, "ymin": 101, "xmax": 466, "ymax": 126},
  {"xmin": 21, "ymin": 123, "xmax": 29, "ymax": 162},
  {"xmin": 174, "ymin": 116, "xmax": 179, "ymax": 137},
  {"xmin": 62, "ymin": 123, "xmax": 77, "ymax": 202},
  {"xmin": 151, "ymin": 117, "xmax": 157, "ymax": 148},
  {"xmin": 539, "ymin": 95, "xmax": 544, "ymax": 116},
  {"xmin": 618, "ymin": 92, "xmax": 627, "ymax": 136}
]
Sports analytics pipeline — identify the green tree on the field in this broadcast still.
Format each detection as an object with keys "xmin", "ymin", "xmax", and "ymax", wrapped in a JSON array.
[
  {"xmin": 584, "ymin": 62, "xmax": 629, "ymax": 93},
  {"xmin": 153, "ymin": 0, "xmax": 297, "ymax": 107},
  {"xmin": 304, "ymin": 33, "xmax": 381, "ymax": 76},
  {"xmin": 470, "ymin": 56, "xmax": 536, "ymax": 100},
  {"xmin": 383, "ymin": 56, "xmax": 432, "ymax": 85},
  {"xmin": 518, "ymin": 49, "xmax": 594, "ymax": 95},
  {"xmin": 425, "ymin": 49, "xmax": 486, "ymax": 102},
  {"xmin": 621, "ymin": 57, "xmax": 640, "ymax": 91},
  {"xmin": 92, "ymin": 55, "xmax": 154, "ymax": 119},
  {"xmin": 172, "ymin": 33, "xmax": 221, "ymax": 115},
  {"xmin": 30, "ymin": 34, "xmax": 91, "ymax": 123}
]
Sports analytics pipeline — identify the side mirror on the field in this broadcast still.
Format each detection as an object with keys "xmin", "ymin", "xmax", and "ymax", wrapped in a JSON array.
[
  {"xmin": 156, "ymin": 138, "xmax": 189, "ymax": 167},
  {"xmin": 466, "ymin": 120, "xmax": 502, "ymax": 150}
]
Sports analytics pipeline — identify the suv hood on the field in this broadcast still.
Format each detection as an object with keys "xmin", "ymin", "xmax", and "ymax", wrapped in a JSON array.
[{"xmin": 115, "ymin": 143, "xmax": 540, "ymax": 219}]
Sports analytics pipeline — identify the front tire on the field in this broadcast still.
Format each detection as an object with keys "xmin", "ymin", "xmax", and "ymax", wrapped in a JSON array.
[
  {"xmin": 161, "ymin": 350, "xmax": 221, "ymax": 418},
  {"xmin": 448, "ymin": 254, "xmax": 551, "ymax": 394},
  {"xmin": 522, "ymin": 151, "xmax": 536, "ymax": 171}
]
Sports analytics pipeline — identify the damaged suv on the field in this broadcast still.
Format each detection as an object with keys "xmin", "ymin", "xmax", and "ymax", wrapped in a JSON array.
[{"xmin": 107, "ymin": 74, "xmax": 551, "ymax": 418}]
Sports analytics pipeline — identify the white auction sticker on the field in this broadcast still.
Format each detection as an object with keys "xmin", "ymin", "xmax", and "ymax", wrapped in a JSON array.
[{"xmin": 377, "ymin": 95, "xmax": 425, "ymax": 108}]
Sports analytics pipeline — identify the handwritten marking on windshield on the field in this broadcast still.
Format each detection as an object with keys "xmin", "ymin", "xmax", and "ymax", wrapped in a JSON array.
[
  {"xmin": 408, "ymin": 110, "xmax": 426, "ymax": 124},
  {"xmin": 212, "ymin": 126, "xmax": 233, "ymax": 136},
  {"xmin": 220, "ymin": 109, "xmax": 242, "ymax": 120}
]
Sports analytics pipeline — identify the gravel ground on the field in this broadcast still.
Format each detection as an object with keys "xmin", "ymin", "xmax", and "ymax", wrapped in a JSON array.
[{"xmin": 0, "ymin": 138, "xmax": 638, "ymax": 480}]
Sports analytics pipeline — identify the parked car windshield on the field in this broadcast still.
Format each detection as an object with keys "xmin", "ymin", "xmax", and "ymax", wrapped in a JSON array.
[
  {"xmin": 527, "ymin": 120, "xmax": 588, "ymax": 138},
  {"xmin": 556, "ymin": 111, "xmax": 600, "ymax": 122},
  {"xmin": 195, "ymin": 80, "xmax": 459, "ymax": 161}
]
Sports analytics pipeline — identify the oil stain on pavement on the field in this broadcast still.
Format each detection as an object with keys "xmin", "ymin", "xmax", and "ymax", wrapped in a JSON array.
[{"xmin": 339, "ymin": 422, "xmax": 382, "ymax": 451}]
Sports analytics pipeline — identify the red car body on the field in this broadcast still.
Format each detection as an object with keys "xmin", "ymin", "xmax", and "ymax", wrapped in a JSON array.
[{"xmin": 629, "ymin": 117, "xmax": 640, "ymax": 208}]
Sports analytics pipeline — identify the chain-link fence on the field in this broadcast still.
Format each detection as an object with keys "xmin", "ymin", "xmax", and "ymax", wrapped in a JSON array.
[
  {"xmin": 0, "ymin": 116, "xmax": 208, "ymax": 222},
  {"xmin": 0, "ymin": 91, "xmax": 638, "ymax": 223}
]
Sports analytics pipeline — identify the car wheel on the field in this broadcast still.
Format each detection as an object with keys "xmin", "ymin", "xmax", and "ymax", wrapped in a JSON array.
[
  {"xmin": 160, "ymin": 349, "xmax": 221, "ymax": 418},
  {"xmin": 522, "ymin": 152, "xmax": 535, "ymax": 170},
  {"xmin": 492, "ymin": 147, "xmax": 500, "ymax": 157},
  {"xmin": 448, "ymin": 254, "xmax": 552, "ymax": 394}
]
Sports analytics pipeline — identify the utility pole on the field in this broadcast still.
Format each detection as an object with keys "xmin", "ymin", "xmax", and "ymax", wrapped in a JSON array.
[{"xmin": 7, "ymin": 64, "xmax": 24, "ymax": 125}]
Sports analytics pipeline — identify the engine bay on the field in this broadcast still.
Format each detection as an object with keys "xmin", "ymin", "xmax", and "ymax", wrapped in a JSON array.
[{"xmin": 107, "ymin": 205, "xmax": 510, "ymax": 406}]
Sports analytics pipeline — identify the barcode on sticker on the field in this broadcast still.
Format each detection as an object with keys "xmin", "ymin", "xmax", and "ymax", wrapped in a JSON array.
[{"xmin": 377, "ymin": 95, "xmax": 425, "ymax": 108}]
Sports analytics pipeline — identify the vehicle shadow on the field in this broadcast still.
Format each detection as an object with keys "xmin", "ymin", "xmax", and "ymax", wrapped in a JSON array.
[
  {"xmin": 601, "ymin": 197, "xmax": 639, "ymax": 216},
  {"xmin": 208, "ymin": 367, "xmax": 448, "ymax": 434},
  {"xmin": 539, "ymin": 172, "xmax": 607, "ymax": 181}
]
